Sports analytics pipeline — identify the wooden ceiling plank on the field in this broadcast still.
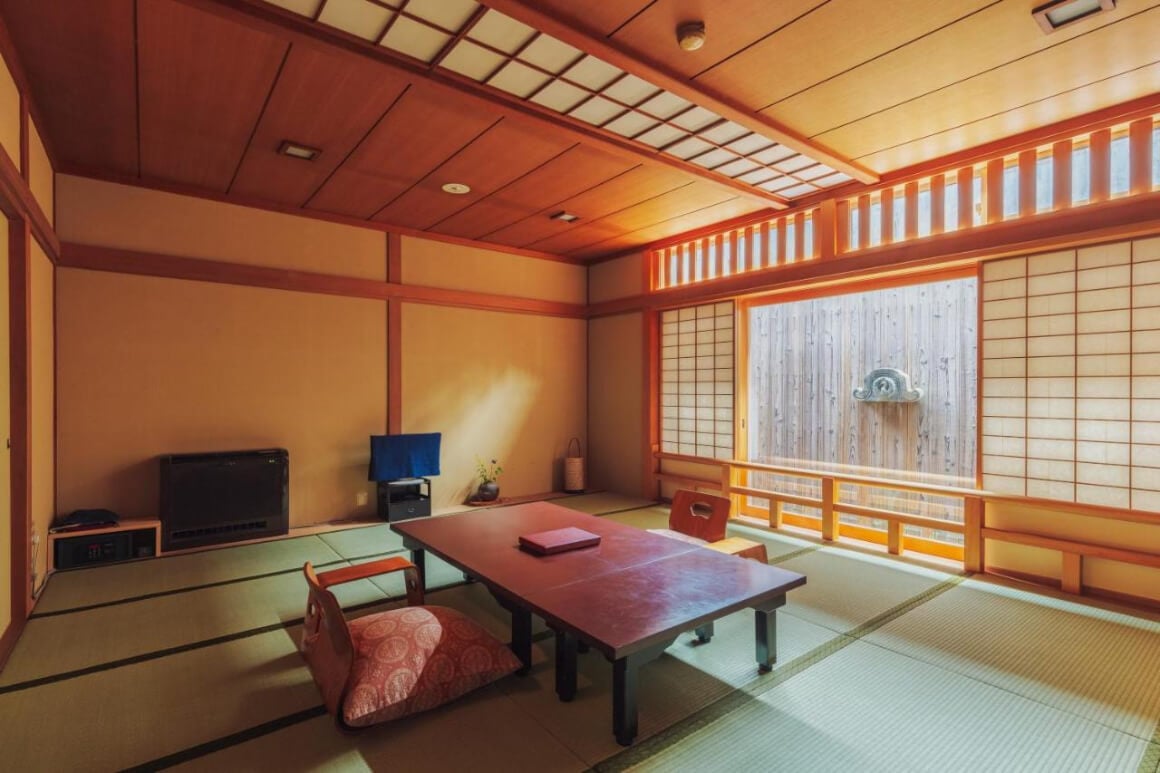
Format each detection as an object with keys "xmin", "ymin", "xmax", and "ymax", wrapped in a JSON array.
[
  {"xmin": 0, "ymin": 0, "xmax": 138, "ymax": 174},
  {"xmin": 610, "ymin": 0, "xmax": 824, "ymax": 82},
  {"xmin": 764, "ymin": 0, "xmax": 1160, "ymax": 142},
  {"xmin": 430, "ymin": 144, "xmax": 635, "ymax": 240},
  {"xmin": 371, "ymin": 118, "xmax": 574, "ymax": 230},
  {"xmin": 574, "ymin": 198, "xmax": 767, "ymax": 260},
  {"xmin": 820, "ymin": 7, "xmax": 1160, "ymax": 169},
  {"xmin": 697, "ymin": 0, "xmax": 992, "ymax": 115},
  {"xmin": 483, "ymin": 163, "xmax": 692, "ymax": 247},
  {"xmin": 307, "ymin": 83, "xmax": 500, "ymax": 218},
  {"xmin": 528, "ymin": 181, "xmax": 733, "ymax": 252},
  {"xmin": 137, "ymin": 0, "xmax": 289, "ymax": 190},
  {"xmin": 230, "ymin": 45, "xmax": 410, "ymax": 206},
  {"xmin": 476, "ymin": 0, "xmax": 877, "ymax": 184},
  {"xmin": 854, "ymin": 62, "xmax": 1160, "ymax": 173},
  {"xmin": 172, "ymin": 0, "xmax": 788, "ymax": 207}
]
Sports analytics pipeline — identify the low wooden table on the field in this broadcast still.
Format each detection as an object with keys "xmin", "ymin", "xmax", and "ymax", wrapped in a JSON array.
[{"xmin": 392, "ymin": 502, "xmax": 806, "ymax": 746}]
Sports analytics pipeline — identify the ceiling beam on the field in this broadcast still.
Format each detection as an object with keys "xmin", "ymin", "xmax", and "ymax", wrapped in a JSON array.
[
  {"xmin": 479, "ymin": 0, "xmax": 879, "ymax": 186},
  {"xmin": 172, "ymin": 0, "xmax": 789, "ymax": 210}
]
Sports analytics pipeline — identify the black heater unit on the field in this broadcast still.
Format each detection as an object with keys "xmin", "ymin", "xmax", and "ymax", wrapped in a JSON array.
[{"xmin": 160, "ymin": 448, "xmax": 289, "ymax": 551}]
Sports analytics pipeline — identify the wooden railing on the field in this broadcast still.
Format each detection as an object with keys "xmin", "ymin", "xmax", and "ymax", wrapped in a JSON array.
[{"xmin": 654, "ymin": 452, "xmax": 1160, "ymax": 604}]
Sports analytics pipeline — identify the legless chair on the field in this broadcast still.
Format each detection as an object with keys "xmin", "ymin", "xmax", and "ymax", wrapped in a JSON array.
[
  {"xmin": 300, "ymin": 556, "xmax": 520, "ymax": 730},
  {"xmin": 648, "ymin": 489, "xmax": 731, "ymax": 547}
]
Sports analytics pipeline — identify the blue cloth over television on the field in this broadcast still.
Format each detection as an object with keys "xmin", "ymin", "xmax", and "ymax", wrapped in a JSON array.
[{"xmin": 369, "ymin": 433, "xmax": 441, "ymax": 481}]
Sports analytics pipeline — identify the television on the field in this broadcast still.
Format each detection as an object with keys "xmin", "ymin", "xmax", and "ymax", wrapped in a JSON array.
[{"xmin": 159, "ymin": 448, "xmax": 289, "ymax": 551}]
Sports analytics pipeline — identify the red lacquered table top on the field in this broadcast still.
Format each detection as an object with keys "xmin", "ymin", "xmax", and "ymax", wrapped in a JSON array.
[{"xmin": 392, "ymin": 501, "xmax": 806, "ymax": 659}]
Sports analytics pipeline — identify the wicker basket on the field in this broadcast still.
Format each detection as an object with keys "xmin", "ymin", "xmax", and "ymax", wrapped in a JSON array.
[{"xmin": 564, "ymin": 437, "xmax": 585, "ymax": 494}]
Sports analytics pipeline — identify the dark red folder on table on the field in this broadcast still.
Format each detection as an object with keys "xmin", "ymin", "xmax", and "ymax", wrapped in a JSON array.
[{"xmin": 518, "ymin": 527, "xmax": 601, "ymax": 555}]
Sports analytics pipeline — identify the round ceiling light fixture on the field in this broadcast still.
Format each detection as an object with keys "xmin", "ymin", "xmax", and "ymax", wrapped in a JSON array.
[
  {"xmin": 441, "ymin": 182, "xmax": 472, "ymax": 195},
  {"xmin": 676, "ymin": 21, "xmax": 706, "ymax": 51}
]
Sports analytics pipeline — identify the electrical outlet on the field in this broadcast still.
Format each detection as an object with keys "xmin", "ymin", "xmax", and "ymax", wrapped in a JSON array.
[{"xmin": 356, "ymin": 491, "xmax": 369, "ymax": 507}]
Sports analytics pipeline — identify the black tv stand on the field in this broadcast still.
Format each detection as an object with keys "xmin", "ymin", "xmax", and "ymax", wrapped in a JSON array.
[{"xmin": 378, "ymin": 477, "xmax": 431, "ymax": 522}]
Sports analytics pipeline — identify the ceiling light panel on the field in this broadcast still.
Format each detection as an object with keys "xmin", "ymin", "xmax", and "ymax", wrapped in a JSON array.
[
  {"xmin": 381, "ymin": 16, "xmax": 450, "ymax": 62},
  {"xmin": 518, "ymin": 36, "xmax": 584, "ymax": 74},
  {"xmin": 441, "ymin": 40, "xmax": 505, "ymax": 81},
  {"xmin": 635, "ymin": 124, "xmax": 687, "ymax": 148},
  {"xmin": 569, "ymin": 96, "xmax": 622, "ymax": 126},
  {"xmin": 258, "ymin": 1, "xmax": 859, "ymax": 202},
  {"xmin": 665, "ymin": 137, "xmax": 714, "ymax": 160},
  {"xmin": 529, "ymin": 80, "xmax": 588, "ymax": 113},
  {"xmin": 264, "ymin": 0, "xmax": 325, "ymax": 16},
  {"xmin": 603, "ymin": 111, "xmax": 659, "ymax": 138},
  {"xmin": 317, "ymin": 0, "xmax": 394, "ymax": 41},
  {"xmin": 488, "ymin": 60, "xmax": 551, "ymax": 98},
  {"xmin": 469, "ymin": 10, "xmax": 536, "ymax": 54},
  {"xmin": 562, "ymin": 56, "xmax": 622, "ymax": 90},
  {"xmin": 405, "ymin": 0, "xmax": 478, "ymax": 31},
  {"xmin": 602, "ymin": 74, "xmax": 659, "ymax": 107},
  {"xmin": 691, "ymin": 148, "xmax": 738, "ymax": 169}
]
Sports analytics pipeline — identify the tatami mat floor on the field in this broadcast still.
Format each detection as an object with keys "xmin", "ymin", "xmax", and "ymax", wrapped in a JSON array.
[{"xmin": 1, "ymin": 492, "xmax": 1157, "ymax": 772}]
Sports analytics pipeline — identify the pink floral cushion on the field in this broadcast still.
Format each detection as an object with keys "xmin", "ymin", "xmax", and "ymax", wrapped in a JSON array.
[{"xmin": 342, "ymin": 605, "xmax": 521, "ymax": 728}]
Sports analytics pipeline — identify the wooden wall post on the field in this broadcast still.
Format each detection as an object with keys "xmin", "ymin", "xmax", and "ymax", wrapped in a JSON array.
[
  {"xmin": 1129, "ymin": 118, "xmax": 1153, "ymax": 196},
  {"xmin": 887, "ymin": 521, "xmax": 904, "ymax": 555},
  {"xmin": 821, "ymin": 477, "xmax": 838, "ymax": 541},
  {"xmin": 963, "ymin": 496, "xmax": 983, "ymax": 573},
  {"xmin": 1061, "ymin": 552, "xmax": 1083, "ymax": 594},
  {"xmin": 1089, "ymin": 129, "xmax": 1111, "ymax": 203},
  {"xmin": 769, "ymin": 497, "xmax": 783, "ymax": 529}
]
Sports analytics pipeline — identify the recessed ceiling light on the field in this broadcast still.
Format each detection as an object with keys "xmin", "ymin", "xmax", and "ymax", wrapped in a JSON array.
[
  {"xmin": 551, "ymin": 211, "xmax": 580, "ymax": 222},
  {"xmin": 441, "ymin": 182, "xmax": 472, "ymax": 195},
  {"xmin": 1032, "ymin": 0, "xmax": 1114, "ymax": 33},
  {"xmin": 278, "ymin": 140, "xmax": 321, "ymax": 161}
]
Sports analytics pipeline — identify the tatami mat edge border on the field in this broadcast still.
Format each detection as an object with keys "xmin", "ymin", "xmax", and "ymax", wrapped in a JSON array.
[{"xmin": 593, "ymin": 574, "xmax": 968, "ymax": 771}]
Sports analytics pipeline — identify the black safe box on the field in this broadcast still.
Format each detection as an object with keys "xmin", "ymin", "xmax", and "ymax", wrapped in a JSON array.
[
  {"xmin": 378, "ymin": 477, "xmax": 431, "ymax": 522},
  {"xmin": 54, "ymin": 527, "xmax": 157, "ymax": 569}
]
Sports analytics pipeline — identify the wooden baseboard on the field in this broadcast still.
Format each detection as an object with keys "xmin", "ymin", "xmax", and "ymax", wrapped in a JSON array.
[
  {"xmin": 0, "ymin": 615, "xmax": 26, "ymax": 673},
  {"xmin": 985, "ymin": 563, "xmax": 1160, "ymax": 613}
]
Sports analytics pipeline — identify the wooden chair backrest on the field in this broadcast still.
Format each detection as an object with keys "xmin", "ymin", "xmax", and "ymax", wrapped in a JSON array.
[
  {"xmin": 301, "ymin": 562, "xmax": 355, "ymax": 717},
  {"xmin": 669, "ymin": 489, "xmax": 730, "ymax": 543}
]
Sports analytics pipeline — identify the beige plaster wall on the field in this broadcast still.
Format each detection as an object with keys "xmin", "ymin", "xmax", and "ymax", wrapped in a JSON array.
[
  {"xmin": 28, "ymin": 119, "xmax": 52, "ymax": 225},
  {"xmin": 0, "ymin": 52, "xmax": 19, "ymax": 173},
  {"xmin": 55, "ymin": 175, "xmax": 386, "ymax": 279},
  {"xmin": 588, "ymin": 312, "xmax": 645, "ymax": 497},
  {"xmin": 589, "ymin": 251, "xmax": 645, "ymax": 304},
  {"xmin": 56, "ymin": 269, "xmax": 387, "ymax": 526},
  {"xmin": 401, "ymin": 303, "xmax": 585, "ymax": 510},
  {"xmin": 401, "ymin": 235, "xmax": 585, "ymax": 304}
]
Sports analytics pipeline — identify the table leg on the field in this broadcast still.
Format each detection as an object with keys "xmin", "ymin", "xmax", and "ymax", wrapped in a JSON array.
[
  {"xmin": 409, "ymin": 548, "xmax": 426, "ymax": 588},
  {"xmin": 755, "ymin": 609, "xmax": 777, "ymax": 673},
  {"xmin": 555, "ymin": 630, "xmax": 578, "ymax": 702},
  {"xmin": 694, "ymin": 621, "xmax": 714, "ymax": 643},
  {"xmin": 753, "ymin": 594, "xmax": 787, "ymax": 673},
  {"xmin": 612, "ymin": 640, "xmax": 672, "ymax": 746},
  {"xmin": 612, "ymin": 656, "xmax": 640, "ymax": 746},
  {"xmin": 488, "ymin": 591, "xmax": 533, "ymax": 676},
  {"xmin": 511, "ymin": 607, "xmax": 532, "ymax": 675}
]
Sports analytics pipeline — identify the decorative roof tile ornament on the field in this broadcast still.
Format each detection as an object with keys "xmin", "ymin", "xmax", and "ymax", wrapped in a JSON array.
[{"xmin": 853, "ymin": 368, "xmax": 923, "ymax": 403}]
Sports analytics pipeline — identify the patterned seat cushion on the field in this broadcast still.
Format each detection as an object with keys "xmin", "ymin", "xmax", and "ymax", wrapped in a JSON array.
[{"xmin": 342, "ymin": 605, "xmax": 521, "ymax": 728}]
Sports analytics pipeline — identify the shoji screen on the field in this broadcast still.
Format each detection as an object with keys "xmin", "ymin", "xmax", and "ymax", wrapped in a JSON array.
[
  {"xmin": 660, "ymin": 301, "xmax": 735, "ymax": 459},
  {"xmin": 981, "ymin": 237, "xmax": 1160, "ymax": 511}
]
